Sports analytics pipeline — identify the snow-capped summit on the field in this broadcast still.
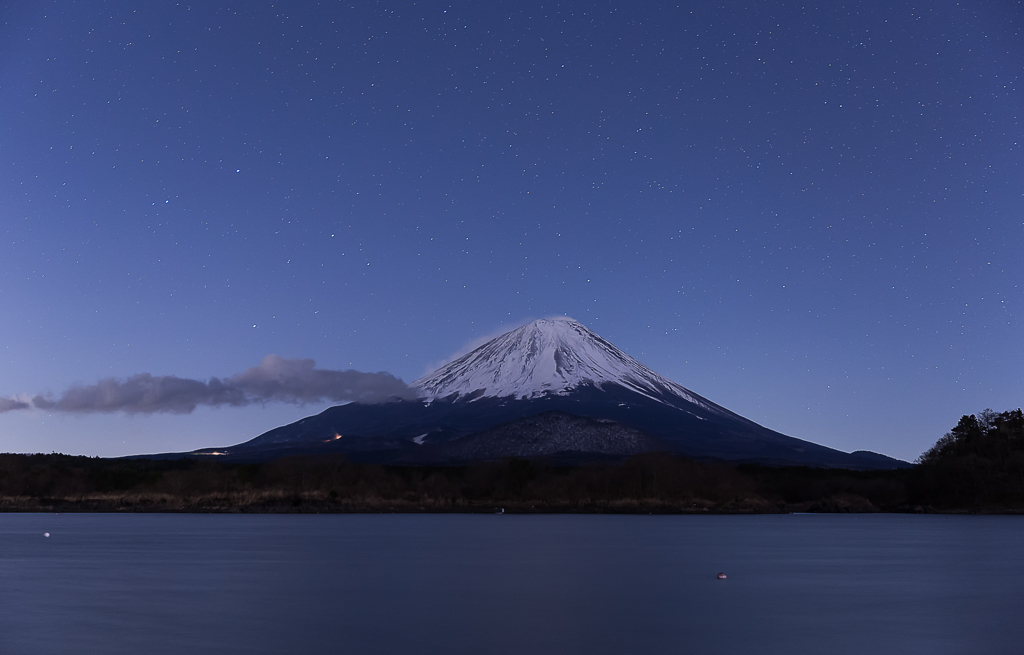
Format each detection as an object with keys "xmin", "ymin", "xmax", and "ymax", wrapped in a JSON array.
[{"xmin": 412, "ymin": 317, "xmax": 727, "ymax": 415}]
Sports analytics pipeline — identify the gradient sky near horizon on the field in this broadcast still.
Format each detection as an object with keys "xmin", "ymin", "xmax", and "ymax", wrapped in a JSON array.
[{"xmin": 1, "ymin": 0, "xmax": 1021, "ymax": 461}]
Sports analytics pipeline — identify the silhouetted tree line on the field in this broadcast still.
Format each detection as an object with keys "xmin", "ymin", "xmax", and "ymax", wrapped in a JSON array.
[
  {"xmin": 0, "ymin": 451, "xmax": 913, "ymax": 512},
  {"xmin": 0, "ymin": 452, "xmax": 764, "ymax": 512},
  {"xmin": 910, "ymin": 408, "xmax": 1024, "ymax": 508},
  {"xmin": 0, "ymin": 410, "xmax": 1021, "ymax": 513}
]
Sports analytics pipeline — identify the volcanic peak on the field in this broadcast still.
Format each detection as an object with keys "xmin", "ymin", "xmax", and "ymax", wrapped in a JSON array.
[{"xmin": 412, "ymin": 317, "xmax": 729, "ymax": 416}]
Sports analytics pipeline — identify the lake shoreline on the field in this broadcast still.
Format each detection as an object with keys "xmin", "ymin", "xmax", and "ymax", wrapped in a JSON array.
[
  {"xmin": 3, "ymin": 495, "xmax": 1022, "ymax": 515},
  {"xmin": 3, "ymin": 451, "xmax": 1022, "ymax": 515}
]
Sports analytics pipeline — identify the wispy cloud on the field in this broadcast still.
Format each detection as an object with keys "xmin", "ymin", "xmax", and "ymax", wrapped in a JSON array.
[
  {"xmin": 0, "ymin": 397, "xmax": 31, "ymax": 413},
  {"xmin": 3, "ymin": 355, "xmax": 415, "ymax": 415},
  {"xmin": 228, "ymin": 355, "xmax": 415, "ymax": 405}
]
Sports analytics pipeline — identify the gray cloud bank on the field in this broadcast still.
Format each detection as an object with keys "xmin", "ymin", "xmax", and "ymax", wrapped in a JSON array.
[
  {"xmin": 1, "ymin": 355, "xmax": 415, "ymax": 415},
  {"xmin": 0, "ymin": 397, "xmax": 31, "ymax": 412}
]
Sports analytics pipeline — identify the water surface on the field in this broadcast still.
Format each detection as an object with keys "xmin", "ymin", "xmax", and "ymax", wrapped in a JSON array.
[{"xmin": 2, "ymin": 513, "xmax": 1021, "ymax": 654}]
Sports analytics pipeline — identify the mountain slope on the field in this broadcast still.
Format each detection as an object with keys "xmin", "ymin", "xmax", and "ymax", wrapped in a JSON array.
[
  {"xmin": 207, "ymin": 317, "xmax": 908, "ymax": 469},
  {"xmin": 405, "ymin": 411, "xmax": 670, "ymax": 464}
]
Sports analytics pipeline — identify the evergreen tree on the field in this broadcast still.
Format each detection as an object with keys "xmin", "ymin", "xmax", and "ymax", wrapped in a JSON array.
[{"xmin": 917, "ymin": 409, "xmax": 1023, "ymax": 464}]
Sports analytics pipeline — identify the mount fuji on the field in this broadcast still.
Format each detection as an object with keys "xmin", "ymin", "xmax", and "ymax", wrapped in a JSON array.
[
  {"xmin": 413, "ymin": 317, "xmax": 729, "ymax": 413},
  {"xmin": 189, "ymin": 317, "xmax": 906, "ymax": 468}
]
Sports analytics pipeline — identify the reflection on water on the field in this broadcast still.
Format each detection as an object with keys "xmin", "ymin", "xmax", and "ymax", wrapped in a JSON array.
[{"xmin": 1, "ymin": 514, "xmax": 1022, "ymax": 654}]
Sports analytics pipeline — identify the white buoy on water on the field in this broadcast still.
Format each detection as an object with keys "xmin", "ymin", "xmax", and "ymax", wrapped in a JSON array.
[
  {"xmin": 716, "ymin": 572, "xmax": 727, "ymax": 579},
  {"xmin": 44, "ymin": 533, "xmax": 50, "ymax": 538}
]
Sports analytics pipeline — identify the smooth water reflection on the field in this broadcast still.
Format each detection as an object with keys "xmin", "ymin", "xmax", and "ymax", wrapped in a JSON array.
[{"xmin": 1, "ymin": 513, "xmax": 1022, "ymax": 654}]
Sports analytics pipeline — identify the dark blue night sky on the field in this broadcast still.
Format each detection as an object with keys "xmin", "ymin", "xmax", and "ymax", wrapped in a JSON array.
[{"xmin": 1, "ymin": 1, "xmax": 1021, "ymax": 460}]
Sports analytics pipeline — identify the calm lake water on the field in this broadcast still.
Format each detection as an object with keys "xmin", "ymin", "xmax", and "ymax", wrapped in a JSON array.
[{"xmin": 1, "ymin": 513, "xmax": 1022, "ymax": 654}]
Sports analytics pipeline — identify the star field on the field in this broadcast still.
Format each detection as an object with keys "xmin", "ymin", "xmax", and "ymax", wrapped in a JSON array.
[{"xmin": 0, "ymin": 1, "xmax": 1021, "ymax": 459}]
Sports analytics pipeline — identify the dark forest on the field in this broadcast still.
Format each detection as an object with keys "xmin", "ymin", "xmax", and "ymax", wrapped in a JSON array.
[{"xmin": 2, "ymin": 409, "xmax": 1021, "ymax": 514}]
